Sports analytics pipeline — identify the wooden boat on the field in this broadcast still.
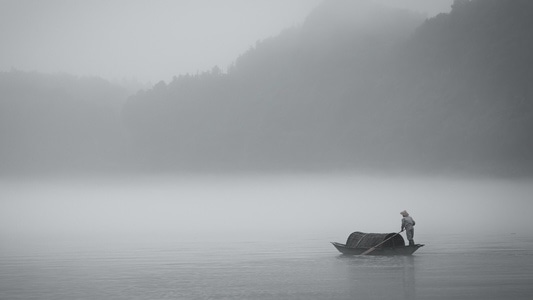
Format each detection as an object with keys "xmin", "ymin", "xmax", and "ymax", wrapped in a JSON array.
[{"xmin": 331, "ymin": 231, "xmax": 424, "ymax": 256}]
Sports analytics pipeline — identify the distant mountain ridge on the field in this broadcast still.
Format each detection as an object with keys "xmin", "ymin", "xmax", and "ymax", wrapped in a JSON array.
[
  {"xmin": 0, "ymin": 70, "xmax": 128, "ymax": 173},
  {"xmin": 1, "ymin": 0, "xmax": 532, "ymax": 175},
  {"xmin": 123, "ymin": 0, "xmax": 533, "ymax": 174}
]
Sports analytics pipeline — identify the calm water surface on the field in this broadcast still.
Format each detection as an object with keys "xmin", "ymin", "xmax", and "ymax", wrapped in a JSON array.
[
  {"xmin": 2, "ymin": 175, "xmax": 533, "ymax": 299},
  {"xmin": 1, "ymin": 233, "xmax": 532, "ymax": 300}
]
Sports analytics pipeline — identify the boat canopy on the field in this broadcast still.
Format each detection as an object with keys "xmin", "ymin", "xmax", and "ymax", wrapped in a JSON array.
[{"xmin": 345, "ymin": 232, "xmax": 405, "ymax": 248}]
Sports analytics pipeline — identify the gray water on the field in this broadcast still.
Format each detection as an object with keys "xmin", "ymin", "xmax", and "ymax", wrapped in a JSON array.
[
  {"xmin": 1, "ymin": 233, "xmax": 533, "ymax": 299},
  {"xmin": 2, "ymin": 175, "xmax": 533, "ymax": 299}
]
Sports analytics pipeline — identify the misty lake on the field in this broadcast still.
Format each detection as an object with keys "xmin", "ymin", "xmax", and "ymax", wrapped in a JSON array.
[{"xmin": 1, "ymin": 174, "xmax": 533, "ymax": 299}]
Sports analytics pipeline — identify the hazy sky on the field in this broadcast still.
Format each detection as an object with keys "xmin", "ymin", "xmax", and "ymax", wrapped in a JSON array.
[{"xmin": 0, "ymin": 0, "xmax": 452, "ymax": 84}]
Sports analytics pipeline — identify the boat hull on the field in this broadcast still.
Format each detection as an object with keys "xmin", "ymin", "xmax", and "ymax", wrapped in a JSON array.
[{"xmin": 331, "ymin": 242, "xmax": 424, "ymax": 256}]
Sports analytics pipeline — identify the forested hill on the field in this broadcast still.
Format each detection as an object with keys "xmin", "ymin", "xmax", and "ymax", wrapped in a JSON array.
[
  {"xmin": 123, "ymin": 0, "xmax": 426, "ymax": 172},
  {"xmin": 2, "ymin": 0, "xmax": 532, "ymax": 175},
  {"xmin": 0, "ymin": 70, "xmax": 128, "ymax": 173},
  {"xmin": 123, "ymin": 0, "xmax": 533, "ymax": 174}
]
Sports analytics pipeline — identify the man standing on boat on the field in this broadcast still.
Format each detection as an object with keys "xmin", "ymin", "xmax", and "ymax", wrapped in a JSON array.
[{"xmin": 400, "ymin": 210, "xmax": 416, "ymax": 246}]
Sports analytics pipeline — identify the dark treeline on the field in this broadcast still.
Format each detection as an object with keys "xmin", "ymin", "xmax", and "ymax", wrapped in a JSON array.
[{"xmin": 2, "ymin": 0, "xmax": 532, "ymax": 175}]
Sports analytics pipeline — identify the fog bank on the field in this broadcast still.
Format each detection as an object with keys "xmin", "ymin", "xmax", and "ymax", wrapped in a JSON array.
[{"xmin": 1, "ymin": 175, "xmax": 531, "ymax": 247}]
